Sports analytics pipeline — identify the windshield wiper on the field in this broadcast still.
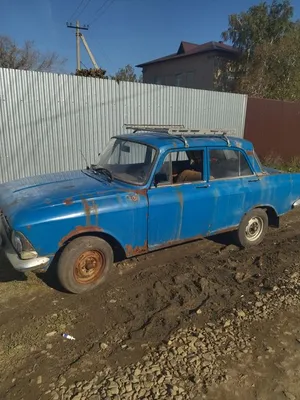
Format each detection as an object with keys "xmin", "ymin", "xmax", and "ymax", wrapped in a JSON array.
[{"xmin": 90, "ymin": 165, "xmax": 113, "ymax": 181}]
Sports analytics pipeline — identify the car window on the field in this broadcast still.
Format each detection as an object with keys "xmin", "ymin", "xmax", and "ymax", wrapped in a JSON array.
[
  {"xmin": 155, "ymin": 149, "xmax": 204, "ymax": 186},
  {"xmin": 170, "ymin": 151, "xmax": 189, "ymax": 162},
  {"xmin": 209, "ymin": 149, "xmax": 253, "ymax": 179}
]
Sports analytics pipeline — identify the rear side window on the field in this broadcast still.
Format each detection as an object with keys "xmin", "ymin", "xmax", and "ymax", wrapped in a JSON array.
[{"xmin": 209, "ymin": 149, "xmax": 253, "ymax": 179}]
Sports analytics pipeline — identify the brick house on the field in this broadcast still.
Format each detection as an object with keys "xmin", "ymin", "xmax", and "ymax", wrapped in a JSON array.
[{"xmin": 136, "ymin": 41, "xmax": 238, "ymax": 91}]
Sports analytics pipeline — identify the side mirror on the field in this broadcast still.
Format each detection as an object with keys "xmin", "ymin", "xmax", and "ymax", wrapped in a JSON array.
[{"xmin": 153, "ymin": 173, "xmax": 168, "ymax": 187}]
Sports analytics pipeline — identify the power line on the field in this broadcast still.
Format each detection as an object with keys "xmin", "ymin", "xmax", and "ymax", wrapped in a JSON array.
[
  {"xmin": 89, "ymin": 0, "xmax": 116, "ymax": 26},
  {"xmin": 89, "ymin": 0, "xmax": 112, "ymax": 25},
  {"xmin": 89, "ymin": 0, "xmax": 141, "ymax": 26},
  {"xmin": 76, "ymin": 0, "xmax": 94, "ymax": 20},
  {"xmin": 81, "ymin": 61, "xmax": 88, "ymax": 69},
  {"xmin": 68, "ymin": 0, "xmax": 94, "ymax": 22},
  {"xmin": 68, "ymin": 0, "xmax": 87, "ymax": 21},
  {"xmin": 94, "ymin": 39, "xmax": 114, "ymax": 67}
]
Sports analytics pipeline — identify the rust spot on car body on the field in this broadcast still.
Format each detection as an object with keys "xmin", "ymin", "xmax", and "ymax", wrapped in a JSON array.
[
  {"xmin": 27, "ymin": 225, "xmax": 31, "ymax": 230},
  {"xmin": 64, "ymin": 198, "xmax": 73, "ymax": 205},
  {"xmin": 246, "ymin": 150, "xmax": 254, "ymax": 156},
  {"xmin": 134, "ymin": 188, "xmax": 148, "ymax": 197},
  {"xmin": 90, "ymin": 200, "xmax": 99, "ymax": 226},
  {"xmin": 127, "ymin": 194, "xmax": 139, "ymax": 202},
  {"xmin": 59, "ymin": 226, "xmax": 103, "ymax": 247},
  {"xmin": 125, "ymin": 241, "xmax": 148, "ymax": 257},
  {"xmin": 82, "ymin": 199, "xmax": 91, "ymax": 225}
]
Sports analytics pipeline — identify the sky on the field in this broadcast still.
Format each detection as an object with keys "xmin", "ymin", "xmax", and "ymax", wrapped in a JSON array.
[{"xmin": 1, "ymin": 0, "xmax": 300, "ymax": 75}]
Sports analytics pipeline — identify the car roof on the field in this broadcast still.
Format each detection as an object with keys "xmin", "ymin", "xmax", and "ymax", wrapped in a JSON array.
[{"xmin": 113, "ymin": 131, "xmax": 254, "ymax": 153}]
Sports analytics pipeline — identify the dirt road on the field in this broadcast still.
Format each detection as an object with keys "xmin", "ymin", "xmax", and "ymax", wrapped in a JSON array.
[{"xmin": 1, "ymin": 209, "xmax": 300, "ymax": 400}]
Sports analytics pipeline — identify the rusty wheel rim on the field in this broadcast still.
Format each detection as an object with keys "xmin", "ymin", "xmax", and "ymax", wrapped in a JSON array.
[{"xmin": 74, "ymin": 250, "xmax": 106, "ymax": 285}]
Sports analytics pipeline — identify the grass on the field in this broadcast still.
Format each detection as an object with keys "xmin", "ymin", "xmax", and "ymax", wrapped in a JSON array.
[{"xmin": 262, "ymin": 152, "xmax": 300, "ymax": 173}]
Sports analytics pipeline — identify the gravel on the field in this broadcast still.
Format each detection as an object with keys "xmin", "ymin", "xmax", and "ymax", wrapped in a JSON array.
[{"xmin": 44, "ymin": 272, "xmax": 300, "ymax": 400}]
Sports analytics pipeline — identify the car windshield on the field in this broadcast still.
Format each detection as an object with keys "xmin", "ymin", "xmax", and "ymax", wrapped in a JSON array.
[{"xmin": 94, "ymin": 138, "xmax": 157, "ymax": 185}]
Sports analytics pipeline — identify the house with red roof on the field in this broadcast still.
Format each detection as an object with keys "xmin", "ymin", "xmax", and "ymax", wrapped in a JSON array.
[{"xmin": 136, "ymin": 41, "xmax": 239, "ymax": 91}]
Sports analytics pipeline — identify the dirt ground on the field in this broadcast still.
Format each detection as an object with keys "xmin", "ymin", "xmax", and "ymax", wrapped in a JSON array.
[
  {"xmin": 1, "ymin": 209, "xmax": 300, "ymax": 400},
  {"xmin": 208, "ymin": 305, "xmax": 300, "ymax": 400}
]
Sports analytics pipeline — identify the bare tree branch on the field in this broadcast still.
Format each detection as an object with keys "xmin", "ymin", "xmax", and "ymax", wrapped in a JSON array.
[{"xmin": 0, "ymin": 36, "xmax": 66, "ymax": 72}]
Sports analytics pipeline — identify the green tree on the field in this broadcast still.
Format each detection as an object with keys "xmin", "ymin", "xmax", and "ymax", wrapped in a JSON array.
[
  {"xmin": 218, "ymin": 0, "xmax": 300, "ymax": 100},
  {"xmin": 222, "ymin": 0, "xmax": 293, "ymax": 57},
  {"xmin": 111, "ymin": 64, "xmax": 142, "ymax": 83},
  {"xmin": 237, "ymin": 25, "xmax": 300, "ymax": 100},
  {"xmin": 0, "ymin": 35, "xmax": 66, "ymax": 72}
]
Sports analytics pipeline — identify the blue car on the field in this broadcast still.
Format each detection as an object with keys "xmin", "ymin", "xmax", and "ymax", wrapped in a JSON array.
[{"xmin": 1, "ymin": 125, "xmax": 300, "ymax": 293}]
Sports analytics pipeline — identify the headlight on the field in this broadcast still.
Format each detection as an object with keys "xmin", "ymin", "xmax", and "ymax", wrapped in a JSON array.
[
  {"xmin": 11, "ymin": 231, "xmax": 37, "ymax": 260},
  {"xmin": 11, "ymin": 231, "xmax": 23, "ymax": 254}
]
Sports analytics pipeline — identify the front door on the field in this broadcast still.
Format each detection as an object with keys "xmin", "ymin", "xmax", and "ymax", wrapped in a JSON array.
[
  {"xmin": 207, "ymin": 147, "xmax": 257, "ymax": 233},
  {"xmin": 147, "ymin": 148, "xmax": 215, "ymax": 249}
]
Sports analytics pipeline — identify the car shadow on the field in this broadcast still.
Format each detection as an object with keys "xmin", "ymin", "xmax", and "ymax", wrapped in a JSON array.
[
  {"xmin": 0, "ymin": 250, "xmax": 66, "ymax": 292},
  {"xmin": 36, "ymin": 270, "xmax": 67, "ymax": 293},
  {"xmin": 35, "ymin": 252, "xmax": 68, "ymax": 293},
  {"xmin": 207, "ymin": 231, "xmax": 237, "ymax": 247},
  {"xmin": 0, "ymin": 251, "xmax": 28, "ymax": 282}
]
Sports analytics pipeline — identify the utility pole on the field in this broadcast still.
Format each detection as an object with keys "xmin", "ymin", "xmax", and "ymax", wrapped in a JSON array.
[
  {"xmin": 80, "ymin": 34, "xmax": 99, "ymax": 69},
  {"xmin": 66, "ymin": 20, "xmax": 89, "ymax": 71},
  {"xmin": 76, "ymin": 20, "xmax": 80, "ymax": 71}
]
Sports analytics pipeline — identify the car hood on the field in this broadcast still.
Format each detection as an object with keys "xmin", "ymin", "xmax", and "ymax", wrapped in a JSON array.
[{"xmin": 0, "ymin": 170, "xmax": 129, "ymax": 221}]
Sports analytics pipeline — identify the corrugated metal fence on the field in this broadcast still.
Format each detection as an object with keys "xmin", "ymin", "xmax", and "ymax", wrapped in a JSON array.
[
  {"xmin": 244, "ymin": 97, "xmax": 300, "ymax": 161},
  {"xmin": 0, "ymin": 67, "xmax": 248, "ymax": 183}
]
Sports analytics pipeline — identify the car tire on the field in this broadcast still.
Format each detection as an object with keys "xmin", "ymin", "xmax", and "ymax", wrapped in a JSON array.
[
  {"xmin": 57, "ymin": 236, "xmax": 113, "ymax": 294},
  {"xmin": 234, "ymin": 208, "xmax": 268, "ymax": 248}
]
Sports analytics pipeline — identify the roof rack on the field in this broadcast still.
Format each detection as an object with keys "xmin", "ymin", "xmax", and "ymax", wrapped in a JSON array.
[
  {"xmin": 124, "ymin": 124, "xmax": 185, "ymax": 133},
  {"xmin": 124, "ymin": 124, "xmax": 235, "ymax": 147}
]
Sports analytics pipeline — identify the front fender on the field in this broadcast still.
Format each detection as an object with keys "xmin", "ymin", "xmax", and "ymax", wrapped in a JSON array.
[{"xmin": 14, "ymin": 191, "xmax": 149, "ymax": 258}]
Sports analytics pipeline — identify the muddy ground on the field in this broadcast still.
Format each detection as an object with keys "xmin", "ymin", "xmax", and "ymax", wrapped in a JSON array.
[{"xmin": 1, "ymin": 209, "xmax": 300, "ymax": 400}]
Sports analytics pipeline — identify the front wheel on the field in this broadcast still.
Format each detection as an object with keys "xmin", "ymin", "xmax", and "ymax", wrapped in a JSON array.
[
  {"xmin": 57, "ymin": 236, "xmax": 113, "ymax": 294},
  {"xmin": 234, "ymin": 208, "xmax": 268, "ymax": 248}
]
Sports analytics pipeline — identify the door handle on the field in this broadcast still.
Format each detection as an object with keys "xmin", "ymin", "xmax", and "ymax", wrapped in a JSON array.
[
  {"xmin": 196, "ymin": 184, "xmax": 210, "ymax": 189},
  {"xmin": 248, "ymin": 178, "xmax": 260, "ymax": 182}
]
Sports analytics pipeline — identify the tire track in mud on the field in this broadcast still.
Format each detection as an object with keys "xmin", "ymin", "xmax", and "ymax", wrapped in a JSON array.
[{"xmin": 1, "ymin": 210, "xmax": 300, "ymax": 399}]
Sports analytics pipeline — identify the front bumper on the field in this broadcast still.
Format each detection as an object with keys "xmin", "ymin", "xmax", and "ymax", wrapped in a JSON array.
[
  {"xmin": 0, "ymin": 219, "xmax": 50, "ymax": 273},
  {"xmin": 293, "ymin": 199, "xmax": 300, "ymax": 208}
]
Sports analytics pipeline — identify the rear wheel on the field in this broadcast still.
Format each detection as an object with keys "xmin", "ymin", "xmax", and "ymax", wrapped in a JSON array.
[
  {"xmin": 57, "ymin": 236, "xmax": 113, "ymax": 294},
  {"xmin": 234, "ymin": 208, "xmax": 268, "ymax": 248}
]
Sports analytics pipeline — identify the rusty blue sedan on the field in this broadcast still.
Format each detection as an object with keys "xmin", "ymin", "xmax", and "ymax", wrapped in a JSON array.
[{"xmin": 1, "ymin": 125, "xmax": 300, "ymax": 293}]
